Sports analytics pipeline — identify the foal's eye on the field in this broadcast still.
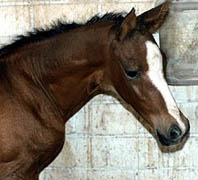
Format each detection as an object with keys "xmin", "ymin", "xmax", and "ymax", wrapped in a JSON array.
[{"xmin": 125, "ymin": 69, "xmax": 140, "ymax": 79}]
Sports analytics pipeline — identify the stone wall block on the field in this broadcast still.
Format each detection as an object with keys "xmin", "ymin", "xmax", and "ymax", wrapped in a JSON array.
[
  {"xmin": 101, "ymin": 2, "xmax": 153, "ymax": 16},
  {"xmin": 50, "ymin": 136, "xmax": 89, "ymax": 168},
  {"xmin": 33, "ymin": 4, "xmax": 98, "ymax": 28},
  {"xmin": 0, "ymin": 6, "xmax": 31, "ymax": 36}
]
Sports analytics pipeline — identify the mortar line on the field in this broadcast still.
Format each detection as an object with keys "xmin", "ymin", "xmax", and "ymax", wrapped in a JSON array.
[
  {"xmin": 98, "ymin": 0, "xmax": 102, "ymax": 16},
  {"xmin": 30, "ymin": 2, "xmax": 34, "ymax": 29},
  {"xmin": 45, "ymin": 166, "xmax": 198, "ymax": 171},
  {"xmin": 0, "ymin": 0, "xmax": 154, "ymax": 6},
  {"xmin": 0, "ymin": 1, "xmax": 30, "ymax": 6},
  {"xmin": 65, "ymin": 132, "xmax": 198, "ymax": 138}
]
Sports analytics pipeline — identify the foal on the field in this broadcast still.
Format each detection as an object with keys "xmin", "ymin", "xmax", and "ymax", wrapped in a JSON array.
[{"xmin": 0, "ymin": 1, "xmax": 189, "ymax": 179}]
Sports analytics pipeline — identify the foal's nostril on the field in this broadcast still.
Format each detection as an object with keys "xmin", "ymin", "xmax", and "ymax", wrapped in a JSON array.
[{"xmin": 168, "ymin": 125, "xmax": 182, "ymax": 140}]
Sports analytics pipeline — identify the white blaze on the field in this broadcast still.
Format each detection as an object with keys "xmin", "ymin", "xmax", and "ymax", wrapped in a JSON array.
[{"xmin": 145, "ymin": 41, "xmax": 186, "ymax": 131}]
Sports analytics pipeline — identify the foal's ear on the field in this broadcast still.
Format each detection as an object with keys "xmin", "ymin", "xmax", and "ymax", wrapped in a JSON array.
[
  {"xmin": 137, "ymin": 0, "xmax": 170, "ymax": 33},
  {"xmin": 118, "ymin": 8, "xmax": 136, "ymax": 41}
]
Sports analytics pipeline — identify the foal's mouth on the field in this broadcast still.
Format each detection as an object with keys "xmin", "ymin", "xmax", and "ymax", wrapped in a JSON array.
[{"xmin": 156, "ymin": 122, "xmax": 190, "ymax": 146}]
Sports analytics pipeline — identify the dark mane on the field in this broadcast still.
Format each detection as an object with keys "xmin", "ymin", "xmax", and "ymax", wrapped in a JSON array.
[{"xmin": 0, "ymin": 13, "xmax": 124, "ymax": 59}]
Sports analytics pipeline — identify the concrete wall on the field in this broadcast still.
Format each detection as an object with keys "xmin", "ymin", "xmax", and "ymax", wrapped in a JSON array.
[
  {"xmin": 160, "ymin": 1, "xmax": 198, "ymax": 85},
  {"xmin": 0, "ymin": 0, "xmax": 198, "ymax": 179}
]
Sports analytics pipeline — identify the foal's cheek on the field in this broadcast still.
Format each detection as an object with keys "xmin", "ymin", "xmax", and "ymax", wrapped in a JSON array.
[{"xmin": 131, "ymin": 85, "xmax": 142, "ymax": 97}]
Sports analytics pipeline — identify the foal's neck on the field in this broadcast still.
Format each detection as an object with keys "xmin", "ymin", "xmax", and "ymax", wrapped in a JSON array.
[
  {"xmin": 15, "ymin": 22, "xmax": 112, "ymax": 122},
  {"xmin": 48, "ymin": 24, "xmax": 112, "ymax": 121}
]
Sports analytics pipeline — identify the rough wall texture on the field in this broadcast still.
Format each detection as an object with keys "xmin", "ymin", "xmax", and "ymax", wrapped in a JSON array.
[
  {"xmin": 159, "ymin": 1, "xmax": 198, "ymax": 85},
  {"xmin": 0, "ymin": 0, "xmax": 197, "ymax": 180}
]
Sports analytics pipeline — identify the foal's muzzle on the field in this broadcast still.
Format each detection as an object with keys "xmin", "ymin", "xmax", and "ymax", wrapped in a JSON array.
[{"xmin": 157, "ymin": 121, "xmax": 190, "ymax": 146}]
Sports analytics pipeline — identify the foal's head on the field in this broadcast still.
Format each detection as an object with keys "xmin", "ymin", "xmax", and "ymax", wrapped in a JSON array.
[{"xmin": 106, "ymin": 1, "xmax": 189, "ymax": 146}]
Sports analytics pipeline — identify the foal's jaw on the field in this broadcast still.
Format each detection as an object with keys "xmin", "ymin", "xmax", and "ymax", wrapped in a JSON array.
[{"xmin": 145, "ymin": 40, "xmax": 190, "ymax": 146}]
